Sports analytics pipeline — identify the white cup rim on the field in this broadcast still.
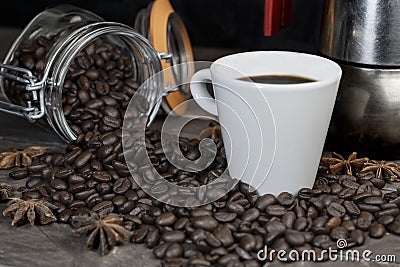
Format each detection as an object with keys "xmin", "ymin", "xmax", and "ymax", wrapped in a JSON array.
[{"xmin": 211, "ymin": 51, "xmax": 342, "ymax": 91}]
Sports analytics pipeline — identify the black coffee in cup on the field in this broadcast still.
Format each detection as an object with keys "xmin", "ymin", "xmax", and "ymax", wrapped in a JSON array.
[{"xmin": 238, "ymin": 75, "xmax": 316, "ymax": 84}]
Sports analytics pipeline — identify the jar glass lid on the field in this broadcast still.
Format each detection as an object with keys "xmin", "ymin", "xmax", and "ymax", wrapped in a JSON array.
[{"xmin": 135, "ymin": 0, "xmax": 194, "ymax": 114}]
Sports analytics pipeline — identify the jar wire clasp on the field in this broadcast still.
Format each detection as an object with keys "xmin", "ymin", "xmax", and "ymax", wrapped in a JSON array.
[{"xmin": 0, "ymin": 63, "xmax": 45, "ymax": 122}]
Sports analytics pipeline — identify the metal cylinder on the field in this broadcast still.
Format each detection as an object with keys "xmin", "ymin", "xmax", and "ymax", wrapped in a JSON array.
[{"xmin": 320, "ymin": 0, "xmax": 400, "ymax": 66}]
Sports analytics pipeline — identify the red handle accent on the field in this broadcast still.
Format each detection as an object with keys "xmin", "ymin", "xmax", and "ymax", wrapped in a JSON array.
[
  {"xmin": 264, "ymin": 0, "xmax": 292, "ymax": 36},
  {"xmin": 264, "ymin": 0, "xmax": 281, "ymax": 36}
]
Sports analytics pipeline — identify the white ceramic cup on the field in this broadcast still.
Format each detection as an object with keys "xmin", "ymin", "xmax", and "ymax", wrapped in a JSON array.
[{"xmin": 190, "ymin": 51, "xmax": 342, "ymax": 195}]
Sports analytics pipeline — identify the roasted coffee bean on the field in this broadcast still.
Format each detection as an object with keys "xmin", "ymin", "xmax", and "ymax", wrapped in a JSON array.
[
  {"xmin": 50, "ymin": 179, "xmax": 68, "ymax": 190},
  {"xmin": 74, "ymin": 151, "xmax": 92, "ymax": 168},
  {"xmin": 353, "ymin": 192, "xmax": 373, "ymax": 202},
  {"xmin": 92, "ymin": 171, "xmax": 112, "ymax": 182},
  {"xmin": 377, "ymin": 215, "xmax": 395, "ymax": 225},
  {"xmin": 100, "ymin": 133, "xmax": 119, "ymax": 146},
  {"xmin": 86, "ymin": 192, "xmax": 102, "ymax": 207},
  {"xmin": 387, "ymin": 221, "xmax": 400, "ymax": 235},
  {"xmin": 103, "ymin": 116, "xmax": 121, "ymax": 128},
  {"xmin": 294, "ymin": 217, "xmax": 308, "ymax": 231},
  {"xmin": 9, "ymin": 169, "xmax": 29, "ymax": 180},
  {"xmin": 294, "ymin": 204, "xmax": 306, "ymax": 218},
  {"xmin": 95, "ymin": 81, "xmax": 110, "ymax": 95},
  {"xmin": 350, "ymin": 229, "xmax": 366, "ymax": 245},
  {"xmin": 356, "ymin": 211, "xmax": 374, "ymax": 230},
  {"xmin": 326, "ymin": 216, "xmax": 341, "ymax": 229},
  {"xmin": 103, "ymin": 106, "xmax": 119, "ymax": 118},
  {"xmin": 92, "ymin": 201, "xmax": 114, "ymax": 217},
  {"xmin": 277, "ymin": 192, "xmax": 295, "ymax": 206},
  {"xmin": 131, "ymin": 228, "xmax": 149, "ymax": 244},
  {"xmin": 27, "ymin": 164, "xmax": 47, "ymax": 173},
  {"xmin": 112, "ymin": 195, "xmax": 127, "ymax": 207},
  {"xmin": 69, "ymin": 200, "xmax": 87, "ymax": 209},
  {"xmin": 193, "ymin": 216, "xmax": 219, "ymax": 231},
  {"xmin": 86, "ymin": 99, "xmax": 104, "ymax": 109},
  {"xmin": 235, "ymin": 246, "xmax": 253, "ymax": 260},
  {"xmin": 100, "ymin": 96, "xmax": 117, "ymax": 106},
  {"xmin": 331, "ymin": 183, "xmax": 343, "ymax": 195},
  {"xmin": 113, "ymin": 178, "xmax": 131, "ymax": 194},
  {"xmin": 21, "ymin": 190, "xmax": 41, "ymax": 200},
  {"xmin": 226, "ymin": 201, "xmax": 245, "ymax": 215},
  {"xmin": 341, "ymin": 179, "xmax": 360, "ymax": 189},
  {"xmin": 65, "ymin": 149, "xmax": 82, "ymax": 164},
  {"xmin": 307, "ymin": 206, "xmax": 318, "ymax": 219},
  {"xmin": 357, "ymin": 203, "xmax": 380, "ymax": 213},
  {"xmin": 156, "ymin": 212, "xmax": 177, "ymax": 226},
  {"xmin": 380, "ymin": 203, "xmax": 397, "ymax": 210},
  {"xmin": 330, "ymin": 226, "xmax": 347, "ymax": 240},
  {"xmin": 68, "ymin": 174, "xmax": 85, "ymax": 184},
  {"xmin": 285, "ymin": 230, "xmax": 305, "ymax": 246},
  {"xmin": 369, "ymin": 223, "xmax": 386, "ymax": 238},
  {"xmin": 191, "ymin": 208, "xmax": 212, "ymax": 217},
  {"xmin": 191, "ymin": 228, "xmax": 207, "ymax": 242},
  {"xmin": 341, "ymin": 201, "xmax": 359, "ymax": 217},
  {"xmin": 241, "ymin": 208, "xmax": 259, "ymax": 222},
  {"xmin": 282, "ymin": 211, "xmax": 296, "ymax": 229},
  {"xmin": 162, "ymin": 231, "xmax": 186, "ymax": 243},
  {"xmin": 145, "ymin": 230, "xmax": 160, "ymax": 249},
  {"xmin": 266, "ymin": 220, "xmax": 286, "ymax": 234},
  {"xmin": 173, "ymin": 217, "xmax": 189, "ymax": 230},
  {"xmin": 74, "ymin": 189, "xmax": 96, "ymax": 200},
  {"xmin": 342, "ymin": 220, "xmax": 356, "ymax": 231},
  {"xmin": 188, "ymin": 258, "xmax": 211, "ymax": 266},
  {"xmin": 255, "ymin": 194, "xmax": 276, "ymax": 210},
  {"xmin": 240, "ymin": 234, "xmax": 256, "ymax": 252},
  {"xmin": 165, "ymin": 243, "xmax": 183, "ymax": 258},
  {"xmin": 214, "ymin": 225, "xmax": 234, "ymax": 247},
  {"xmin": 214, "ymin": 212, "xmax": 237, "ymax": 222},
  {"xmin": 312, "ymin": 234, "xmax": 331, "ymax": 248},
  {"xmin": 118, "ymin": 200, "xmax": 135, "ymax": 214},
  {"xmin": 266, "ymin": 205, "xmax": 286, "ymax": 217},
  {"xmin": 153, "ymin": 242, "xmax": 169, "ymax": 258},
  {"xmin": 218, "ymin": 254, "xmax": 240, "ymax": 265},
  {"xmin": 26, "ymin": 178, "xmax": 43, "ymax": 189},
  {"xmin": 375, "ymin": 207, "xmax": 399, "ymax": 218},
  {"xmin": 96, "ymin": 145, "xmax": 113, "ymax": 159},
  {"xmin": 363, "ymin": 196, "xmax": 385, "ymax": 205},
  {"xmin": 370, "ymin": 178, "xmax": 386, "ymax": 189},
  {"xmin": 58, "ymin": 209, "xmax": 73, "ymax": 223},
  {"xmin": 59, "ymin": 191, "xmax": 74, "ymax": 205},
  {"xmin": 327, "ymin": 202, "xmax": 346, "ymax": 217},
  {"xmin": 338, "ymin": 188, "xmax": 356, "ymax": 199}
]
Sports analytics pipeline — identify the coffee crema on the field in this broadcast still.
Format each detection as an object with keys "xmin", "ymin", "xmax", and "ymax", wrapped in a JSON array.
[{"xmin": 237, "ymin": 74, "xmax": 316, "ymax": 84}]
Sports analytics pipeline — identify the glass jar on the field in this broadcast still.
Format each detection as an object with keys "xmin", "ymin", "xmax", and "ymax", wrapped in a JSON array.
[{"xmin": 0, "ymin": 4, "xmax": 190, "ymax": 142}]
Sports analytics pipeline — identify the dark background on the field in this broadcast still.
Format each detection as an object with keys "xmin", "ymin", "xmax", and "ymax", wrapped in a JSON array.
[{"xmin": 0, "ymin": 0, "xmax": 324, "ymax": 53}]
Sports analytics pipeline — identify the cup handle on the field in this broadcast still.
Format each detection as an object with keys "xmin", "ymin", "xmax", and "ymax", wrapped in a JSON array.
[{"xmin": 190, "ymin": 69, "xmax": 218, "ymax": 116}]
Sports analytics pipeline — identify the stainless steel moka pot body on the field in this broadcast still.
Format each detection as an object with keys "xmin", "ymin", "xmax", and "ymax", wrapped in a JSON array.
[{"xmin": 320, "ymin": 0, "xmax": 400, "ymax": 158}]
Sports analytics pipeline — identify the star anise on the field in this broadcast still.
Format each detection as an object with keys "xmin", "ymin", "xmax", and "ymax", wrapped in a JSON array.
[
  {"xmin": 199, "ymin": 123, "xmax": 222, "ymax": 142},
  {"xmin": 72, "ymin": 215, "xmax": 132, "ymax": 255},
  {"xmin": 0, "ymin": 183, "xmax": 12, "ymax": 201},
  {"xmin": 322, "ymin": 152, "xmax": 368, "ymax": 175},
  {"xmin": 361, "ymin": 160, "xmax": 400, "ymax": 181},
  {"xmin": 2, "ymin": 198, "xmax": 57, "ymax": 226},
  {"xmin": 0, "ymin": 146, "xmax": 48, "ymax": 169}
]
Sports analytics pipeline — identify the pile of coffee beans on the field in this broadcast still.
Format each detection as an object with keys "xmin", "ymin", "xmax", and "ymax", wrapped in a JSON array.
[{"xmin": 6, "ymin": 29, "xmax": 400, "ymax": 267}]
